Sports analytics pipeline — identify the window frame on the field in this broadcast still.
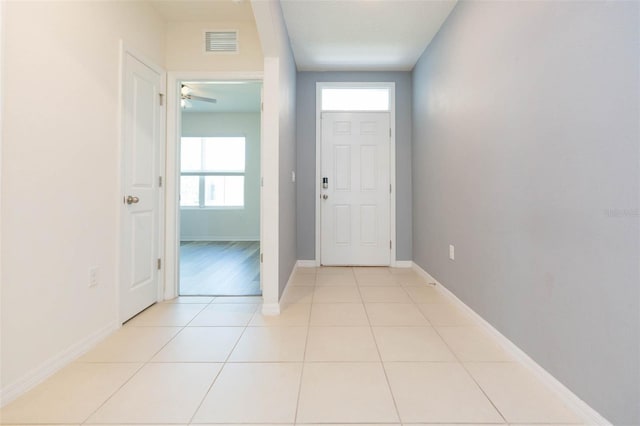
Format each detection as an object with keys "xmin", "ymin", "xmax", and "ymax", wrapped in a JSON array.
[
  {"xmin": 320, "ymin": 87, "xmax": 391, "ymax": 112},
  {"xmin": 179, "ymin": 136, "xmax": 247, "ymax": 209}
]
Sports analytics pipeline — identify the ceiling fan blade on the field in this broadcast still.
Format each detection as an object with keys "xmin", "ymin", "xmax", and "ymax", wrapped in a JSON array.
[{"xmin": 185, "ymin": 94, "xmax": 217, "ymax": 104}]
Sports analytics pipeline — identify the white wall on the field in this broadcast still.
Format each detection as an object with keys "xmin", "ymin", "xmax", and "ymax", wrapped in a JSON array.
[
  {"xmin": 0, "ymin": 0, "xmax": 165, "ymax": 401},
  {"xmin": 180, "ymin": 112, "xmax": 261, "ymax": 241},
  {"xmin": 252, "ymin": 0, "xmax": 297, "ymax": 308},
  {"xmin": 166, "ymin": 21, "xmax": 263, "ymax": 72}
]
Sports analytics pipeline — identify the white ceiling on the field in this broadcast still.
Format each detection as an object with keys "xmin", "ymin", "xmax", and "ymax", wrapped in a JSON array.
[
  {"xmin": 280, "ymin": 0, "xmax": 457, "ymax": 71},
  {"xmin": 148, "ymin": 0, "xmax": 255, "ymax": 22},
  {"xmin": 181, "ymin": 81, "xmax": 262, "ymax": 113},
  {"xmin": 148, "ymin": 0, "xmax": 457, "ymax": 71}
]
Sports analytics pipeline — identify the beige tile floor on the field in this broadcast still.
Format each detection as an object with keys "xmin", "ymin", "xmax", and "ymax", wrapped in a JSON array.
[{"xmin": 0, "ymin": 267, "xmax": 584, "ymax": 425}]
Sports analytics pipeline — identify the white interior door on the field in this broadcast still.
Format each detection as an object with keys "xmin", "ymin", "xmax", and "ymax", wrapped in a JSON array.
[
  {"xmin": 120, "ymin": 52, "xmax": 163, "ymax": 322},
  {"xmin": 321, "ymin": 112, "xmax": 391, "ymax": 266}
]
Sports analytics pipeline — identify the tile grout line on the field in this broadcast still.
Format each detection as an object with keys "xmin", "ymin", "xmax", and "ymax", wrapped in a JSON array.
[
  {"xmin": 77, "ymin": 340, "xmax": 171, "ymax": 424},
  {"xmin": 361, "ymin": 269, "xmax": 510, "ymax": 425},
  {"xmin": 359, "ymin": 271, "xmax": 404, "ymax": 425},
  {"xmin": 292, "ymin": 267, "xmax": 317, "ymax": 424},
  {"xmin": 403, "ymin": 274, "xmax": 509, "ymax": 424},
  {"xmin": 13, "ymin": 268, "xmax": 560, "ymax": 426},
  {"xmin": 80, "ymin": 299, "xmax": 214, "ymax": 424},
  {"xmin": 79, "ymin": 362, "xmax": 146, "ymax": 425},
  {"xmin": 430, "ymin": 318, "xmax": 509, "ymax": 424},
  {"xmin": 186, "ymin": 304, "xmax": 255, "ymax": 424},
  {"xmin": 80, "ymin": 303, "xmax": 214, "ymax": 425}
]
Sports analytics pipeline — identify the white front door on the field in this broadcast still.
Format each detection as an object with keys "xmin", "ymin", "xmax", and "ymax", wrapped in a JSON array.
[
  {"xmin": 320, "ymin": 112, "xmax": 391, "ymax": 266},
  {"xmin": 120, "ymin": 52, "xmax": 163, "ymax": 322}
]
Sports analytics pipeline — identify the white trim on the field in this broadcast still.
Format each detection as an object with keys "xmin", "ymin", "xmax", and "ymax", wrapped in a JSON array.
[
  {"xmin": 315, "ymin": 82, "xmax": 397, "ymax": 267},
  {"xmin": 263, "ymin": 262, "xmax": 301, "ymax": 315},
  {"xmin": 259, "ymin": 85, "xmax": 264, "ymax": 292},
  {"xmin": 259, "ymin": 58, "xmax": 280, "ymax": 308},
  {"xmin": 393, "ymin": 260, "xmax": 412, "ymax": 268},
  {"xmin": 387, "ymin": 86, "xmax": 397, "ymax": 267},
  {"xmin": 261, "ymin": 303, "xmax": 281, "ymax": 315},
  {"xmin": 411, "ymin": 263, "xmax": 438, "ymax": 283},
  {"xmin": 0, "ymin": 1, "xmax": 4, "ymax": 405},
  {"xmin": 0, "ymin": 322, "xmax": 119, "ymax": 407},
  {"xmin": 296, "ymin": 260, "xmax": 318, "ymax": 268},
  {"xmin": 411, "ymin": 262, "xmax": 612, "ymax": 426},
  {"xmin": 180, "ymin": 237, "xmax": 260, "ymax": 242},
  {"xmin": 165, "ymin": 71, "xmax": 265, "ymax": 302}
]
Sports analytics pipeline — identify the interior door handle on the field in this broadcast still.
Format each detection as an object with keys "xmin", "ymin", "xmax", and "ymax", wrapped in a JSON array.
[{"xmin": 126, "ymin": 195, "xmax": 140, "ymax": 205}]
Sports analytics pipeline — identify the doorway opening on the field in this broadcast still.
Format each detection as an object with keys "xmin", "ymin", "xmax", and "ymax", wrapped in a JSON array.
[{"xmin": 178, "ymin": 80, "xmax": 262, "ymax": 296}]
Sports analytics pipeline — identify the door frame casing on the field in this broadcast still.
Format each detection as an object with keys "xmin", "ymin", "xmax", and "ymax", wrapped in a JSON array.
[
  {"xmin": 164, "ymin": 71, "xmax": 264, "ymax": 301},
  {"xmin": 315, "ymin": 82, "xmax": 397, "ymax": 267},
  {"xmin": 117, "ymin": 43, "xmax": 166, "ymax": 322}
]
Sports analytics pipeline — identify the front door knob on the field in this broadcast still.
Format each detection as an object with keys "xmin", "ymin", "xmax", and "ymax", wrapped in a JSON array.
[
  {"xmin": 322, "ymin": 194, "xmax": 328, "ymax": 200},
  {"xmin": 126, "ymin": 195, "xmax": 140, "ymax": 204}
]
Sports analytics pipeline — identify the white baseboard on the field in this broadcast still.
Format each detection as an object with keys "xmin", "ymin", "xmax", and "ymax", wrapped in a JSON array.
[
  {"xmin": 0, "ymin": 321, "xmax": 119, "ymax": 407},
  {"xmin": 181, "ymin": 237, "xmax": 259, "ymax": 242},
  {"xmin": 265, "ymin": 262, "xmax": 309, "ymax": 315},
  {"xmin": 297, "ymin": 260, "xmax": 411, "ymax": 268},
  {"xmin": 261, "ymin": 303, "xmax": 280, "ymax": 315},
  {"xmin": 412, "ymin": 263, "xmax": 438, "ymax": 283},
  {"xmin": 262, "ymin": 261, "xmax": 301, "ymax": 316},
  {"xmin": 411, "ymin": 262, "xmax": 611, "ymax": 426}
]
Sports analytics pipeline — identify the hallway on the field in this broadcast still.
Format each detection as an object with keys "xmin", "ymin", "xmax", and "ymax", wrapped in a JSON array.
[{"xmin": 0, "ymin": 266, "xmax": 582, "ymax": 424}]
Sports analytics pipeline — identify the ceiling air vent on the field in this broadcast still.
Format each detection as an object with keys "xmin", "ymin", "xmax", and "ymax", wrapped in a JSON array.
[{"xmin": 205, "ymin": 31, "xmax": 239, "ymax": 53}]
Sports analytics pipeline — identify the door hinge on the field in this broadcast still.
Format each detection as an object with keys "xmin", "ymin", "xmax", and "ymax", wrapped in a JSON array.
[
  {"xmin": 159, "ymin": 93, "xmax": 164, "ymax": 106},
  {"xmin": 389, "ymin": 128, "xmax": 392, "ymax": 138},
  {"xmin": 158, "ymin": 176, "xmax": 163, "ymax": 187},
  {"xmin": 390, "ymin": 184, "xmax": 392, "ymax": 194},
  {"xmin": 260, "ymin": 253, "xmax": 264, "ymax": 263},
  {"xmin": 261, "ymin": 102, "xmax": 264, "ymax": 112},
  {"xmin": 390, "ymin": 240, "xmax": 392, "ymax": 250},
  {"xmin": 157, "ymin": 258, "xmax": 162, "ymax": 270}
]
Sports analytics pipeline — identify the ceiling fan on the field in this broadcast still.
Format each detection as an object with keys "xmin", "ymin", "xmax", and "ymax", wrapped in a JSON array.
[{"xmin": 181, "ymin": 84, "xmax": 217, "ymax": 108}]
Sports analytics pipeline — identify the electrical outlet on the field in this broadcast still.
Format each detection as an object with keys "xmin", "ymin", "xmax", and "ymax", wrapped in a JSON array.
[
  {"xmin": 449, "ymin": 244, "xmax": 455, "ymax": 261},
  {"xmin": 89, "ymin": 267, "xmax": 99, "ymax": 287}
]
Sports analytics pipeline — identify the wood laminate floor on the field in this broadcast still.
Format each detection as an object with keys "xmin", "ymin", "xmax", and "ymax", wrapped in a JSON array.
[{"xmin": 179, "ymin": 241, "xmax": 261, "ymax": 296}]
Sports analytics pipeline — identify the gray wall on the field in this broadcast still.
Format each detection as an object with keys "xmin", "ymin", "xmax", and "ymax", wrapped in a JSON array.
[
  {"xmin": 279, "ymin": 53, "xmax": 298, "ymax": 297},
  {"xmin": 180, "ymin": 112, "xmax": 261, "ymax": 241},
  {"xmin": 296, "ymin": 71, "xmax": 413, "ymax": 261},
  {"xmin": 412, "ymin": 1, "xmax": 639, "ymax": 424}
]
